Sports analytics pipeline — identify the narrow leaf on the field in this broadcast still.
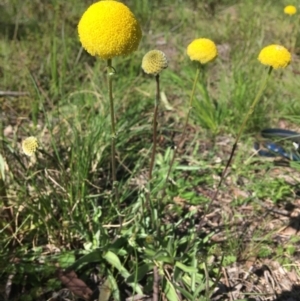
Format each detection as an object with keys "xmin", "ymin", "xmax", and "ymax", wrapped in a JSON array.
[
  {"xmin": 173, "ymin": 284, "xmax": 194, "ymax": 300},
  {"xmin": 164, "ymin": 279, "xmax": 178, "ymax": 301},
  {"xmin": 127, "ymin": 263, "xmax": 153, "ymax": 283},
  {"xmin": 103, "ymin": 250, "xmax": 130, "ymax": 278},
  {"xmin": 104, "ymin": 251, "xmax": 143, "ymax": 295},
  {"xmin": 175, "ymin": 262, "xmax": 197, "ymax": 273},
  {"xmin": 107, "ymin": 273, "xmax": 120, "ymax": 301}
]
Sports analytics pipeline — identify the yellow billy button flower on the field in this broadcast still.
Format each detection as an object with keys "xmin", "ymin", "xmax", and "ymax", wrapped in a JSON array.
[
  {"xmin": 258, "ymin": 44, "xmax": 291, "ymax": 69},
  {"xmin": 187, "ymin": 38, "xmax": 218, "ymax": 64},
  {"xmin": 78, "ymin": 0, "xmax": 142, "ymax": 59},
  {"xmin": 284, "ymin": 5, "xmax": 297, "ymax": 15},
  {"xmin": 142, "ymin": 50, "xmax": 168, "ymax": 75},
  {"xmin": 22, "ymin": 137, "xmax": 39, "ymax": 156}
]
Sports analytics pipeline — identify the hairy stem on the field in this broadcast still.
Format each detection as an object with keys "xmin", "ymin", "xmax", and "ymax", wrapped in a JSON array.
[
  {"xmin": 149, "ymin": 74, "xmax": 160, "ymax": 180},
  {"xmin": 107, "ymin": 59, "xmax": 121, "ymax": 228}
]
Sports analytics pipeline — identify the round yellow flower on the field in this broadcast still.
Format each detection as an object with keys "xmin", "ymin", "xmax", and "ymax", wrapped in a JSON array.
[
  {"xmin": 78, "ymin": 0, "xmax": 142, "ymax": 59},
  {"xmin": 258, "ymin": 45, "xmax": 291, "ymax": 69},
  {"xmin": 142, "ymin": 50, "xmax": 168, "ymax": 75},
  {"xmin": 187, "ymin": 38, "xmax": 218, "ymax": 64},
  {"xmin": 22, "ymin": 137, "xmax": 39, "ymax": 156},
  {"xmin": 284, "ymin": 5, "xmax": 297, "ymax": 15}
]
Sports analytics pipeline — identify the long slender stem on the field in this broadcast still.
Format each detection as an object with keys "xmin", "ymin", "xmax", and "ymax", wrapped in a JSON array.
[
  {"xmin": 147, "ymin": 75, "xmax": 161, "ymax": 232},
  {"xmin": 107, "ymin": 59, "xmax": 121, "ymax": 227},
  {"xmin": 206, "ymin": 66, "xmax": 273, "ymax": 212},
  {"xmin": 292, "ymin": 15, "xmax": 299, "ymax": 52},
  {"xmin": 162, "ymin": 64, "xmax": 201, "ymax": 195},
  {"xmin": 149, "ymin": 74, "xmax": 160, "ymax": 180}
]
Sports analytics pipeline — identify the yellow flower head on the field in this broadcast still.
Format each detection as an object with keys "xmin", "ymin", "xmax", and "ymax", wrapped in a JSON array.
[
  {"xmin": 258, "ymin": 44, "xmax": 291, "ymax": 69},
  {"xmin": 142, "ymin": 50, "xmax": 168, "ymax": 75},
  {"xmin": 22, "ymin": 137, "xmax": 39, "ymax": 156},
  {"xmin": 284, "ymin": 5, "xmax": 297, "ymax": 15},
  {"xmin": 78, "ymin": 0, "xmax": 142, "ymax": 59},
  {"xmin": 187, "ymin": 38, "xmax": 218, "ymax": 64}
]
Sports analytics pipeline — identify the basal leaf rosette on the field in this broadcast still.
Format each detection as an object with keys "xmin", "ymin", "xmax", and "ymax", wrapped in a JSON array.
[
  {"xmin": 78, "ymin": 0, "xmax": 142, "ymax": 59},
  {"xmin": 187, "ymin": 38, "xmax": 218, "ymax": 64},
  {"xmin": 258, "ymin": 45, "xmax": 291, "ymax": 69},
  {"xmin": 284, "ymin": 5, "xmax": 297, "ymax": 15},
  {"xmin": 142, "ymin": 50, "xmax": 168, "ymax": 75}
]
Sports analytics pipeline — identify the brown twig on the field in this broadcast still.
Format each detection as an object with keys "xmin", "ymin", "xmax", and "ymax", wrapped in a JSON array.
[
  {"xmin": 0, "ymin": 91, "xmax": 29, "ymax": 97},
  {"xmin": 152, "ymin": 265, "xmax": 160, "ymax": 301},
  {"xmin": 222, "ymin": 267, "xmax": 233, "ymax": 301}
]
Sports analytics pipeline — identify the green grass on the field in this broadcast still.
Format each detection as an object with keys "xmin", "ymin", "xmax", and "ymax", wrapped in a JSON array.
[{"xmin": 1, "ymin": 0, "xmax": 300, "ymax": 300}]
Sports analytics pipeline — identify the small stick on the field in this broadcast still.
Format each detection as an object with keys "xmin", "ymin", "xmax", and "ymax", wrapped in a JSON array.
[
  {"xmin": 0, "ymin": 91, "xmax": 29, "ymax": 97},
  {"xmin": 152, "ymin": 266, "xmax": 159, "ymax": 301}
]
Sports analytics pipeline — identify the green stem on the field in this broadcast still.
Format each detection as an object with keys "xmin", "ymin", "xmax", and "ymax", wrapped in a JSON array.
[
  {"xmin": 149, "ymin": 74, "xmax": 160, "ymax": 180},
  {"xmin": 209, "ymin": 66, "xmax": 273, "ymax": 207},
  {"xmin": 292, "ymin": 15, "xmax": 299, "ymax": 52},
  {"xmin": 183, "ymin": 66, "xmax": 201, "ymax": 138},
  {"xmin": 162, "ymin": 64, "xmax": 201, "ymax": 193},
  {"xmin": 107, "ymin": 59, "xmax": 121, "ymax": 227}
]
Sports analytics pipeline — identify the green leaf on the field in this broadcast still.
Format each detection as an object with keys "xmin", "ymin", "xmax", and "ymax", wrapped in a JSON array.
[
  {"xmin": 175, "ymin": 262, "xmax": 197, "ymax": 273},
  {"xmin": 98, "ymin": 278, "xmax": 112, "ymax": 301},
  {"xmin": 103, "ymin": 251, "xmax": 143, "ymax": 295},
  {"xmin": 69, "ymin": 249, "xmax": 102, "ymax": 271},
  {"xmin": 127, "ymin": 263, "xmax": 153, "ymax": 283},
  {"xmin": 164, "ymin": 279, "xmax": 178, "ymax": 301},
  {"xmin": 144, "ymin": 248, "xmax": 156, "ymax": 257},
  {"xmin": 173, "ymin": 284, "xmax": 194, "ymax": 300},
  {"xmin": 145, "ymin": 248, "xmax": 173, "ymax": 263},
  {"xmin": 182, "ymin": 273, "xmax": 205, "ymax": 286},
  {"xmin": 58, "ymin": 252, "xmax": 76, "ymax": 268},
  {"xmin": 193, "ymin": 280, "xmax": 207, "ymax": 298},
  {"xmin": 173, "ymin": 265, "xmax": 182, "ymax": 282},
  {"xmin": 107, "ymin": 273, "xmax": 120, "ymax": 301},
  {"xmin": 103, "ymin": 251, "xmax": 130, "ymax": 278},
  {"xmin": 109, "ymin": 236, "xmax": 127, "ymax": 250},
  {"xmin": 153, "ymin": 250, "xmax": 173, "ymax": 263}
]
